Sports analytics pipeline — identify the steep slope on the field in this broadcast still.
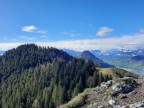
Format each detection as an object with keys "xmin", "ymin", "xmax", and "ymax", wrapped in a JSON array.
[
  {"xmin": 78, "ymin": 51, "xmax": 114, "ymax": 68},
  {"xmin": 0, "ymin": 44, "xmax": 112, "ymax": 108}
]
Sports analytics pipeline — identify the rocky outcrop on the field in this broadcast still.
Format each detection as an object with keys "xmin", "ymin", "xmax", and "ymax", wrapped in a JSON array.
[
  {"xmin": 86, "ymin": 77, "xmax": 144, "ymax": 108},
  {"xmin": 111, "ymin": 83, "xmax": 123, "ymax": 96},
  {"xmin": 111, "ymin": 77, "xmax": 137, "ymax": 96}
]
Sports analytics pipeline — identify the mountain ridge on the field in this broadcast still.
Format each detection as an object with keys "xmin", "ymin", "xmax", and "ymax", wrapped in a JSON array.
[{"xmin": 78, "ymin": 50, "xmax": 114, "ymax": 68}]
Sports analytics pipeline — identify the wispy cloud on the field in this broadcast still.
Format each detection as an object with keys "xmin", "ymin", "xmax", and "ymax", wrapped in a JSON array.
[
  {"xmin": 22, "ymin": 25, "xmax": 47, "ymax": 34},
  {"xmin": 37, "ymin": 30, "xmax": 47, "ymax": 34},
  {"xmin": 18, "ymin": 36, "xmax": 36, "ymax": 40},
  {"xmin": 0, "ymin": 43, "xmax": 23, "ymax": 51},
  {"xmin": 60, "ymin": 31, "xmax": 81, "ymax": 37},
  {"xmin": 39, "ymin": 35, "xmax": 48, "ymax": 38},
  {"xmin": 0, "ymin": 33, "xmax": 144, "ymax": 51},
  {"xmin": 96, "ymin": 26, "xmax": 114, "ymax": 37},
  {"xmin": 12, "ymin": 39, "xmax": 17, "ymax": 42}
]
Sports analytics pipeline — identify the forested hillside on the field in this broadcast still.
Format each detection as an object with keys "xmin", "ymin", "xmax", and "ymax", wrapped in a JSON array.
[{"xmin": 0, "ymin": 44, "xmax": 112, "ymax": 108}]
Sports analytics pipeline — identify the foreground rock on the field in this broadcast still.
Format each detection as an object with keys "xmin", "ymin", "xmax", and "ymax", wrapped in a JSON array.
[
  {"xmin": 84, "ymin": 77, "xmax": 144, "ymax": 108},
  {"xmin": 111, "ymin": 77, "xmax": 137, "ymax": 96}
]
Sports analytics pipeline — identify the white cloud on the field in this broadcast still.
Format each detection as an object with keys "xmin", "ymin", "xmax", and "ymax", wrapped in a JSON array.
[
  {"xmin": 0, "ymin": 43, "xmax": 23, "ymax": 51},
  {"xmin": 22, "ymin": 25, "xmax": 37, "ymax": 32},
  {"xmin": 0, "ymin": 33, "xmax": 144, "ymax": 51},
  {"xmin": 37, "ymin": 34, "xmax": 144, "ymax": 51},
  {"xmin": 96, "ymin": 26, "xmax": 114, "ymax": 37},
  {"xmin": 22, "ymin": 25, "xmax": 47, "ymax": 34}
]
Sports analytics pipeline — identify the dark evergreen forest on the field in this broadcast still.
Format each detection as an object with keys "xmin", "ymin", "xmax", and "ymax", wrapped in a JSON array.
[{"xmin": 0, "ymin": 44, "xmax": 112, "ymax": 108}]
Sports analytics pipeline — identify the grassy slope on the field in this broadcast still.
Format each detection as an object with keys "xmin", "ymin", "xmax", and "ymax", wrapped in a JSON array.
[{"xmin": 98, "ymin": 67, "xmax": 139, "ymax": 79}]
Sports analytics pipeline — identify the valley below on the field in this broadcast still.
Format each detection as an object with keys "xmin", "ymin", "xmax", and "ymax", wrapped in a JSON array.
[{"xmin": 97, "ymin": 55, "xmax": 144, "ymax": 76}]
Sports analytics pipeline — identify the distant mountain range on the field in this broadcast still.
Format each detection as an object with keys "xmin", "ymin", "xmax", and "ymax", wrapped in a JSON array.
[
  {"xmin": 64, "ymin": 49, "xmax": 144, "ymax": 76},
  {"xmin": 92, "ymin": 49, "xmax": 144, "ymax": 56},
  {"xmin": 64, "ymin": 48, "xmax": 144, "ymax": 56},
  {"xmin": 77, "ymin": 51, "xmax": 114, "ymax": 68}
]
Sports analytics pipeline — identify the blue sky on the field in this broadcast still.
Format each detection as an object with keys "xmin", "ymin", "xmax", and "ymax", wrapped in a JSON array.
[{"xmin": 0, "ymin": 0, "xmax": 144, "ymax": 51}]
